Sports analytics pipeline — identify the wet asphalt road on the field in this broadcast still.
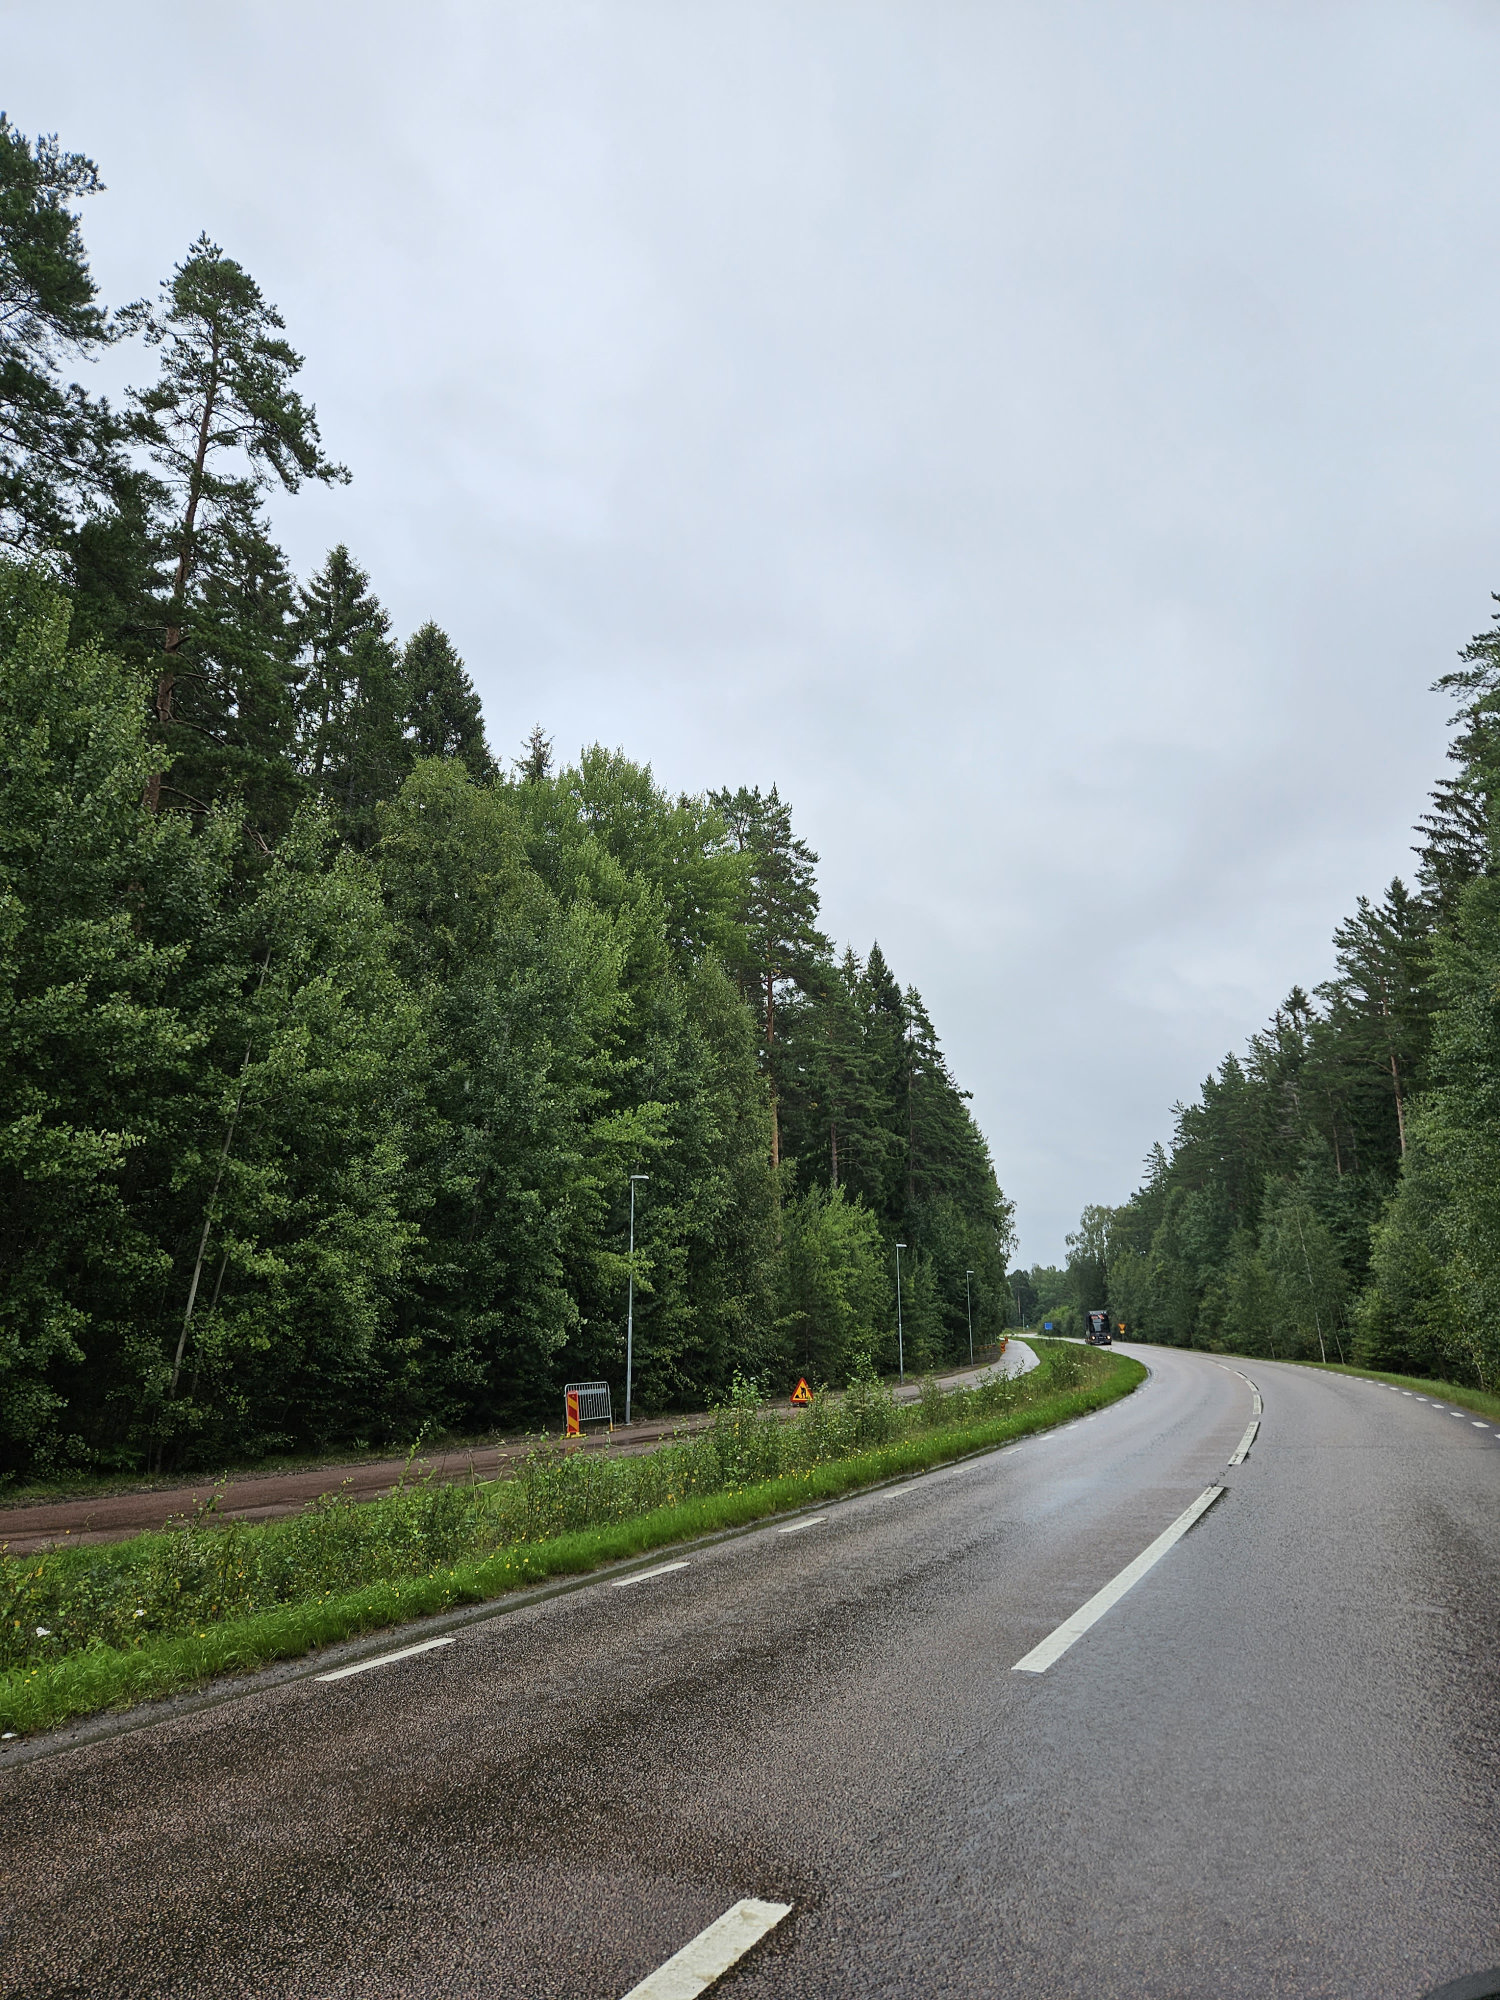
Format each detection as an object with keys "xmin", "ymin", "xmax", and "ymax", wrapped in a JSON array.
[{"xmin": 2, "ymin": 1345, "xmax": 1498, "ymax": 1999}]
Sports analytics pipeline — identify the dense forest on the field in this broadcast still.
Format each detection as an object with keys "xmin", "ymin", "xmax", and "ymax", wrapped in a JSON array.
[
  {"xmin": 1059, "ymin": 607, "xmax": 1500, "ymax": 1388},
  {"xmin": 0, "ymin": 117, "xmax": 1014, "ymax": 1481}
]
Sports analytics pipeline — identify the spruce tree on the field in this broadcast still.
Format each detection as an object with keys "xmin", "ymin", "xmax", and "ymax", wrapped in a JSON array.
[
  {"xmin": 710, "ymin": 783, "xmax": 828, "ymax": 1169},
  {"xmin": 403, "ymin": 621, "xmax": 494, "ymax": 779},
  {"xmin": 295, "ymin": 545, "xmax": 412, "ymax": 844},
  {"xmin": 516, "ymin": 722, "xmax": 554, "ymax": 783},
  {"xmin": 296, "ymin": 544, "xmax": 387, "ymax": 779}
]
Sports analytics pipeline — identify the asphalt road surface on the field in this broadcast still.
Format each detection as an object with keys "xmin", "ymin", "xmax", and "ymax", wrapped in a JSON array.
[{"xmin": 2, "ymin": 1345, "xmax": 1497, "ymax": 1998}]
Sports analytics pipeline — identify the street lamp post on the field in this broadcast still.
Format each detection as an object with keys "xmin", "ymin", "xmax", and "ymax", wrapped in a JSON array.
[
  {"xmin": 625, "ymin": 1174, "xmax": 650, "ymax": 1425},
  {"xmin": 965, "ymin": 1268, "xmax": 975, "ymax": 1367},
  {"xmin": 895, "ymin": 1242, "xmax": 907, "ymax": 1385}
]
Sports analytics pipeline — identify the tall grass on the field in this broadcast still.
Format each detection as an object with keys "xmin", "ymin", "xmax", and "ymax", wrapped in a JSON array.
[{"xmin": 1, "ymin": 1343, "xmax": 1136, "ymax": 1734}]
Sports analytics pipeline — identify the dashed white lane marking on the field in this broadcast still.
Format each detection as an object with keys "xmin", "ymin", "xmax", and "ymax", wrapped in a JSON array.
[
  {"xmin": 1473, "ymin": 1422, "xmax": 1489, "ymax": 1429},
  {"xmin": 1012, "ymin": 1486, "xmax": 1225, "ymax": 1675},
  {"xmin": 315, "ymin": 1635, "xmax": 455, "ymax": 1682},
  {"xmin": 612, "ymin": 1562, "xmax": 690, "ymax": 1588},
  {"xmin": 777, "ymin": 1516, "xmax": 826, "ymax": 1533},
  {"xmin": 620, "ymin": 1897, "xmax": 792, "ymax": 1998},
  {"xmin": 1213, "ymin": 1362, "xmax": 1261, "ymax": 1452},
  {"xmin": 1228, "ymin": 1419, "xmax": 1259, "ymax": 1465}
]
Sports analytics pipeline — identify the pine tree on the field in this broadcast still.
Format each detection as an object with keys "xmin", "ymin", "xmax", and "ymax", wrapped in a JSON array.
[
  {"xmin": 123, "ymin": 237, "xmax": 347, "ymax": 809},
  {"xmin": 0, "ymin": 117, "xmax": 122, "ymax": 556}
]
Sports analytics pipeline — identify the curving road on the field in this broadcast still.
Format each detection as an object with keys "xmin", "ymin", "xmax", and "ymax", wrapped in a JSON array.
[{"xmin": 1, "ymin": 1345, "xmax": 1497, "ymax": 1997}]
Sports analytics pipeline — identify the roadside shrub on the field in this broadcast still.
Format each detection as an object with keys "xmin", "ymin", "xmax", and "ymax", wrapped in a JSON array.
[{"xmin": 1, "ymin": 1344, "xmax": 1115, "ymax": 1674}]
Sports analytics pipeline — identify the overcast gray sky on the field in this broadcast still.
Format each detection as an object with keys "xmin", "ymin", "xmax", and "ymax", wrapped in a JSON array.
[{"xmin": 8, "ymin": 1, "xmax": 1498, "ymax": 1260}]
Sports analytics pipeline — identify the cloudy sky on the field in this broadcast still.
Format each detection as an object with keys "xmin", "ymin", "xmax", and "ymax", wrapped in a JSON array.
[{"xmin": 8, "ymin": 1, "xmax": 1498, "ymax": 1260}]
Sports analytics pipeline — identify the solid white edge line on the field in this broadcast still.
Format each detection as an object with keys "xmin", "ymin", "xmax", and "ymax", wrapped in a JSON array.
[
  {"xmin": 612, "ymin": 1561, "xmax": 690, "ymax": 1588},
  {"xmin": 1227, "ymin": 1418, "xmax": 1259, "ymax": 1466},
  {"xmin": 1012, "ymin": 1486, "xmax": 1225, "ymax": 1675},
  {"xmin": 777, "ymin": 1517, "xmax": 826, "ymax": 1533},
  {"xmin": 315, "ymin": 1635, "xmax": 455, "ymax": 1682},
  {"xmin": 620, "ymin": 1897, "xmax": 792, "ymax": 1999}
]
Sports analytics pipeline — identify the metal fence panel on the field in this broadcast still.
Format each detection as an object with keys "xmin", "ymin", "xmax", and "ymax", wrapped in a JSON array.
[{"xmin": 564, "ymin": 1380, "xmax": 614, "ymax": 1426}]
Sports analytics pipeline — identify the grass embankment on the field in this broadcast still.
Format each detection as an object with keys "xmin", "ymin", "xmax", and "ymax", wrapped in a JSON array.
[
  {"xmin": 0, "ymin": 1344, "xmax": 1144, "ymax": 1737},
  {"xmin": 1290, "ymin": 1358, "xmax": 1500, "ymax": 1423}
]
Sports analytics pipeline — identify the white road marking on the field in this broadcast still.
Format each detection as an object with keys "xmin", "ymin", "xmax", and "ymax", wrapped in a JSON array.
[
  {"xmin": 1228, "ymin": 1419, "xmax": 1259, "ymax": 1465},
  {"xmin": 315, "ymin": 1636, "xmax": 455, "ymax": 1682},
  {"xmin": 1472, "ymin": 1422, "xmax": 1488, "ymax": 1428},
  {"xmin": 1215, "ymin": 1360, "xmax": 1262, "ymax": 1418},
  {"xmin": 613, "ymin": 1562, "xmax": 690, "ymax": 1588},
  {"xmin": 620, "ymin": 1897, "xmax": 792, "ymax": 1998},
  {"xmin": 1012, "ymin": 1486, "xmax": 1225, "ymax": 1675},
  {"xmin": 778, "ymin": 1516, "xmax": 826, "ymax": 1533}
]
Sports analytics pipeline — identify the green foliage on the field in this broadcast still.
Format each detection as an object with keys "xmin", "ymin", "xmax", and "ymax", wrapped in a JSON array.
[
  {"xmin": 0, "ymin": 115, "xmax": 1013, "ymax": 1481},
  {"xmin": 1, "ymin": 1349, "xmax": 1142, "ymax": 1737},
  {"xmin": 0, "ymin": 1340, "xmax": 1127, "ymax": 1689},
  {"xmin": 0, "ymin": 115, "xmax": 121, "ymax": 556},
  {"xmin": 0, "ymin": 569, "xmax": 1004, "ymax": 1476},
  {"xmin": 775, "ymin": 1185, "xmax": 892, "ymax": 1384},
  {"xmin": 1099, "ymin": 591, "xmax": 1500, "ymax": 1387}
]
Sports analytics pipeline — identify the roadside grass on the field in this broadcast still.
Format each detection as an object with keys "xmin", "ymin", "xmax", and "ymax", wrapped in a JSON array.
[
  {"xmin": 1289, "ymin": 1359, "xmax": 1500, "ymax": 1423},
  {"xmin": 0, "ymin": 1347, "xmax": 1144, "ymax": 1737}
]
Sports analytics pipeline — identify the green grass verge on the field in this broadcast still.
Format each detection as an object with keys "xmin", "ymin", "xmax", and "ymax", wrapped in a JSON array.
[
  {"xmin": 0, "ymin": 1352, "xmax": 1144, "ymax": 1738},
  {"xmin": 1285, "ymin": 1358, "xmax": 1500, "ymax": 1423}
]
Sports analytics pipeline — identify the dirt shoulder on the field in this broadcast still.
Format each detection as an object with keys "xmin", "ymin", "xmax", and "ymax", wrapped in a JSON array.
[{"xmin": 0, "ymin": 1349, "xmax": 1025, "ymax": 1557}]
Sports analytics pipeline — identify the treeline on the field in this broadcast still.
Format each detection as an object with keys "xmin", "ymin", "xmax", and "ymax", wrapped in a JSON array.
[
  {"xmin": 0, "ymin": 118, "xmax": 1013, "ymax": 1480},
  {"xmin": 1071, "ymin": 599, "xmax": 1500, "ymax": 1387}
]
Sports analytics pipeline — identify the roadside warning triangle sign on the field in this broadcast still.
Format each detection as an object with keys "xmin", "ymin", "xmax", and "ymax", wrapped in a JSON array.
[{"xmin": 790, "ymin": 1377, "xmax": 813, "ymax": 1405}]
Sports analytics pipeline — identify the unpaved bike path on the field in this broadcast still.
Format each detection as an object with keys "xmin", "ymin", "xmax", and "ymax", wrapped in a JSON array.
[{"xmin": 0, "ymin": 1347, "xmax": 1032, "ymax": 1555}]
